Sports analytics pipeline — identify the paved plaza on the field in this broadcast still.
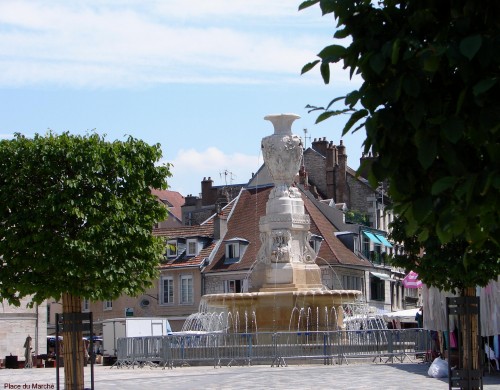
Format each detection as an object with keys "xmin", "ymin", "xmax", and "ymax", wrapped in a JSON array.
[{"xmin": 1, "ymin": 363, "xmax": 499, "ymax": 390}]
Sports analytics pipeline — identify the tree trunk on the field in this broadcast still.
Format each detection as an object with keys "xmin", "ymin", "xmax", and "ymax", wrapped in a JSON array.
[
  {"xmin": 460, "ymin": 287, "xmax": 481, "ymax": 390},
  {"xmin": 62, "ymin": 293, "xmax": 84, "ymax": 390}
]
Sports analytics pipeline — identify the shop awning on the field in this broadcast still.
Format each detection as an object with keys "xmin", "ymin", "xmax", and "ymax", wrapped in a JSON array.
[
  {"xmin": 370, "ymin": 271, "xmax": 395, "ymax": 281},
  {"xmin": 363, "ymin": 231, "xmax": 382, "ymax": 244},
  {"xmin": 374, "ymin": 234, "xmax": 393, "ymax": 248}
]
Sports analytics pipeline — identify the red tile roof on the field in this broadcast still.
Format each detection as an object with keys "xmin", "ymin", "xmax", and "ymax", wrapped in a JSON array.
[
  {"xmin": 153, "ymin": 197, "xmax": 238, "ymax": 269},
  {"xmin": 205, "ymin": 185, "xmax": 369, "ymax": 273},
  {"xmin": 151, "ymin": 188, "xmax": 185, "ymax": 221},
  {"xmin": 303, "ymin": 194, "xmax": 371, "ymax": 267}
]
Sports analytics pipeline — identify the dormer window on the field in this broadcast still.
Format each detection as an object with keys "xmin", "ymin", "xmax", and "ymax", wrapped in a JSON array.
[
  {"xmin": 226, "ymin": 242, "xmax": 240, "ymax": 259},
  {"xmin": 167, "ymin": 239, "xmax": 177, "ymax": 258},
  {"xmin": 186, "ymin": 239, "xmax": 198, "ymax": 256},
  {"xmin": 224, "ymin": 237, "xmax": 249, "ymax": 264},
  {"xmin": 309, "ymin": 234, "xmax": 323, "ymax": 254}
]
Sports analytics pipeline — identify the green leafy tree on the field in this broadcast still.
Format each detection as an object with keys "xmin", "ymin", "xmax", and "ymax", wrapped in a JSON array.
[
  {"xmin": 345, "ymin": 209, "xmax": 370, "ymax": 226},
  {"xmin": 299, "ymin": 0, "xmax": 500, "ymax": 289},
  {"xmin": 0, "ymin": 132, "xmax": 171, "ymax": 389},
  {"xmin": 300, "ymin": 0, "xmax": 500, "ymax": 377}
]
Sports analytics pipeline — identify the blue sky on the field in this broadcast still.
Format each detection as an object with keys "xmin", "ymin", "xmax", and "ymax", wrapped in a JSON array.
[{"xmin": 0, "ymin": 0, "xmax": 365, "ymax": 196}]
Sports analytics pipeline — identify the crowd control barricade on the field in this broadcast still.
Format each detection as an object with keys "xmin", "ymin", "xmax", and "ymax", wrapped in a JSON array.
[
  {"xmin": 111, "ymin": 337, "xmax": 134, "ymax": 368},
  {"xmin": 337, "ymin": 329, "xmax": 387, "ymax": 363},
  {"xmin": 273, "ymin": 332, "xmax": 341, "ymax": 366},
  {"xmin": 110, "ymin": 328, "xmax": 431, "ymax": 369},
  {"xmin": 215, "ymin": 332, "xmax": 275, "ymax": 366},
  {"xmin": 168, "ymin": 333, "xmax": 219, "ymax": 368}
]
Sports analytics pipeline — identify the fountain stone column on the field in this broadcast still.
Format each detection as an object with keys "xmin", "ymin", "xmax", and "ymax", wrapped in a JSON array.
[{"xmin": 253, "ymin": 114, "xmax": 324, "ymax": 292}]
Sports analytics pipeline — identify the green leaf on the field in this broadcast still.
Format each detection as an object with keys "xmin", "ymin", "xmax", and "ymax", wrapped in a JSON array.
[
  {"xmin": 391, "ymin": 39, "xmax": 401, "ymax": 65},
  {"xmin": 406, "ymin": 100, "xmax": 425, "ymax": 129},
  {"xmin": 441, "ymin": 117, "xmax": 464, "ymax": 143},
  {"xmin": 417, "ymin": 138, "xmax": 437, "ymax": 169},
  {"xmin": 320, "ymin": 62, "xmax": 330, "ymax": 84},
  {"xmin": 325, "ymin": 96, "xmax": 347, "ymax": 110},
  {"xmin": 315, "ymin": 110, "xmax": 342, "ymax": 124},
  {"xmin": 369, "ymin": 53, "xmax": 385, "ymax": 75},
  {"xmin": 403, "ymin": 74, "xmax": 420, "ymax": 97},
  {"xmin": 412, "ymin": 196, "xmax": 433, "ymax": 223},
  {"xmin": 459, "ymin": 35, "xmax": 482, "ymax": 60},
  {"xmin": 298, "ymin": 0, "xmax": 319, "ymax": 10},
  {"xmin": 423, "ymin": 55, "xmax": 440, "ymax": 73},
  {"xmin": 431, "ymin": 177, "xmax": 457, "ymax": 195},
  {"xmin": 345, "ymin": 90, "xmax": 361, "ymax": 107},
  {"xmin": 342, "ymin": 109, "xmax": 368, "ymax": 136},
  {"xmin": 318, "ymin": 44, "xmax": 346, "ymax": 62},
  {"xmin": 301, "ymin": 60, "xmax": 320, "ymax": 75},
  {"xmin": 436, "ymin": 222, "xmax": 453, "ymax": 243},
  {"xmin": 455, "ymin": 88, "xmax": 466, "ymax": 114},
  {"xmin": 334, "ymin": 28, "xmax": 349, "ymax": 39},
  {"xmin": 472, "ymin": 78, "xmax": 497, "ymax": 96}
]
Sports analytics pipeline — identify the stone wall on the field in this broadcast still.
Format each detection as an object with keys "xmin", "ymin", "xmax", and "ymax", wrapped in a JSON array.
[
  {"xmin": 304, "ymin": 150, "xmax": 326, "ymax": 196},
  {"xmin": 0, "ymin": 298, "xmax": 47, "ymax": 360},
  {"xmin": 347, "ymin": 175, "xmax": 374, "ymax": 221}
]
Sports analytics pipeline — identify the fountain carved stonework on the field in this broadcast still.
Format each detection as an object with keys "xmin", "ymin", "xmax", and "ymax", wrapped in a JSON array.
[
  {"xmin": 198, "ymin": 114, "xmax": 361, "ymax": 332},
  {"xmin": 253, "ymin": 114, "xmax": 323, "ymax": 292}
]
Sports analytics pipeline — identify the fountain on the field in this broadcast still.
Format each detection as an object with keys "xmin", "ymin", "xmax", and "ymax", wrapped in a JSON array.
[{"xmin": 186, "ymin": 114, "xmax": 361, "ymax": 333}]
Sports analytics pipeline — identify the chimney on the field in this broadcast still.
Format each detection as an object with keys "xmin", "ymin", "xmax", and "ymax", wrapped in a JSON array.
[
  {"xmin": 201, "ymin": 177, "xmax": 217, "ymax": 206},
  {"xmin": 311, "ymin": 137, "xmax": 329, "ymax": 157},
  {"xmin": 358, "ymin": 152, "xmax": 377, "ymax": 180},
  {"xmin": 335, "ymin": 140, "xmax": 348, "ymax": 204},
  {"xmin": 326, "ymin": 142, "xmax": 335, "ymax": 199},
  {"xmin": 213, "ymin": 213, "xmax": 228, "ymax": 240},
  {"xmin": 184, "ymin": 194, "xmax": 198, "ymax": 207}
]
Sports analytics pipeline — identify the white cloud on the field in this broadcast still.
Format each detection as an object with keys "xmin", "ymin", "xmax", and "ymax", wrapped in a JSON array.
[
  {"xmin": 165, "ymin": 147, "xmax": 261, "ymax": 195},
  {"xmin": 0, "ymin": 0, "xmax": 355, "ymax": 88}
]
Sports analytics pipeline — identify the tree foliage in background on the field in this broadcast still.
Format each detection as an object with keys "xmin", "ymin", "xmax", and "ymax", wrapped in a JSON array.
[
  {"xmin": 345, "ymin": 209, "xmax": 370, "ymax": 226},
  {"xmin": 300, "ymin": 0, "xmax": 500, "ymax": 292},
  {"xmin": 0, "ymin": 132, "xmax": 171, "ymax": 388}
]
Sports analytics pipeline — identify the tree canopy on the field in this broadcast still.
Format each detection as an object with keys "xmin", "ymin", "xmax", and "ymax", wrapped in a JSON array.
[
  {"xmin": 0, "ymin": 132, "xmax": 171, "ymax": 306},
  {"xmin": 300, "ymin": 0, "xmax": 500, "ymax": 291}
]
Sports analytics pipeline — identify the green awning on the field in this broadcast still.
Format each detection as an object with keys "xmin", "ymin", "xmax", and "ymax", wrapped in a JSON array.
[
  {"xmin": 363, "ymin": 231, "xmax": 382, "ymax": 244},
  {"xmin": 374, "ymin": 234, "xmax": 393, "ymax": 248},
  {"xmin": 370, "ymin": 272, "xmax": 396, "ymax": 281}
]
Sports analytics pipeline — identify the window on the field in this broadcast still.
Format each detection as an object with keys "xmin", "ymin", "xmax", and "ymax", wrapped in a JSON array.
[
  {"xmin": 167, "ymin": 240, "xmax": 177, "ymax": 258},
  {"xmin": 370, "ymin": 277, "xmax": 385, "ymax": 301},
  {"xmin": 342, "ymin": 276, "xmax": 362, "ymax": 291},
  {"xmin": 82, "ymin": 299, "xmax": 90, "ymax": 312},
  {"xmin": 103, "ymin": 300, "xmax": 113, "ymax": 311},
  {"xmin": 226, "ymin": 243, "xmax": 240, "ymax": 259},
  {"xmin": 180, "ymin": 275, "xmax": 193, "ymax": 304},
  {"xmin": 224, "ymin": 280, "xmax": 242, "ymax": 293},
  {"xmin": 161, "ymin": 276, "xmax": 174, "ymax": 304},
  {"xmin": 186, "ymin": 239, "xmax": 198, "ymax": 256}
]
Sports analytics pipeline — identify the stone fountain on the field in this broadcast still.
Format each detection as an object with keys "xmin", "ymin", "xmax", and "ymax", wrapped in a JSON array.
[{"xmin": 191, "ymin": 114, "xmax": 361, "ymax": 333}]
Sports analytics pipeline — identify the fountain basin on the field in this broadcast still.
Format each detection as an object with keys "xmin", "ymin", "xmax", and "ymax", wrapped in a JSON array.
[{"xmin": 201, "ymin": 289, "xmax": 362, "ymax": 333}]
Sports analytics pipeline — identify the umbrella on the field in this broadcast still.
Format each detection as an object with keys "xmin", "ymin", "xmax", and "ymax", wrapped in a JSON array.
[{"xmin": 403, "ymin": 271, "xmax": 422, "ymax": 288}]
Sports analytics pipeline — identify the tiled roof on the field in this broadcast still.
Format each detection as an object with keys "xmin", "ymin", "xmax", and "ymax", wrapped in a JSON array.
[
  {"xmin": 204, "ymin": 186, "xmax": 270, "ymax": 273},
  {"xmin": 153, "ymin": 197, "xmax": 238, "ymax": 269},
  {"xmin": 303, "ymin": 192, "xmax": 371, "ymax": 267},
  {"xmin": 151, "ymin": 188, "xmax": 185, "ymax": 221},
  {"xmin": 158, "ymin": 241, "xmax": 216, "ymax": 269},
  {"xmin": 153, "ymin": 224, "xmax": 213, "ymax": 239},
  {"xmin": 205, "ymin": 184, "xmax": 370, "ymax": 273}
]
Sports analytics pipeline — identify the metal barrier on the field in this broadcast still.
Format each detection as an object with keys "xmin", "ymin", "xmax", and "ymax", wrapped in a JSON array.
[{"xmin": 112, "ymin": 329, "xmax": 433, "ymax": 369}]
